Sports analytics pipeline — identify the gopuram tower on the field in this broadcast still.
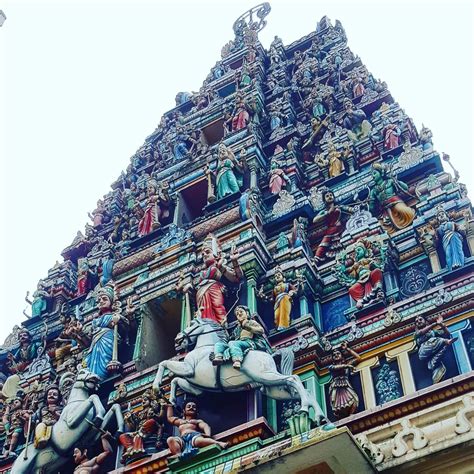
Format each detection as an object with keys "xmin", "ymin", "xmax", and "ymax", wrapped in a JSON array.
[{"xmin": 1, "ymin": 4, "xmax": 473, "ymax": 473}]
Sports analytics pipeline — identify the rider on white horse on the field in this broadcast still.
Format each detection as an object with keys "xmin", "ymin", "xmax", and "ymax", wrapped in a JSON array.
[{"xmin": 213, "ymin": 306, "xmax": 271, "ymax": 369}]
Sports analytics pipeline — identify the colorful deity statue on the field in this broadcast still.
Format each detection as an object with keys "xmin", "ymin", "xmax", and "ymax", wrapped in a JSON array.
[
  {"xmin": 31, "ymin": 385, "xmax": 63, "ymax": 449},
  {"xmin": 313, "ymin": 188, "xmax": 354, "ymax": 264},
  {"xmin": 6, "ymin": 328, "xmax": 41, "ymax": 376},
  {"xmin": 1, "ymin": 394, "xmax": 30, "ymax": 458},
  {"xmin": 54, "ymin": 308, "xmax": 89, "ymax": 365},
  {"xmin": 231, "ymin": 93, "xmax": 251, "ymax": 131},
  {"xmin": 315, "ymin": 141, "xmax": 346, "ymax": 178},
  {"xmin": 342, "ymin": 98, "xmax": 372, "ymax": 142},
  {"xmin": 335, "ymin": 238, "xmax": 386, "ymax": 309},
  {"xmin": 369, "ymin": 162, "xmax": 415, "ymax": 233},
  {"xmin": 137, "ymin": 180, "xmax": 170, "ymax": 236},
  {"xmin": 118, "ymin": 389, "xmax": 167, "ymax": 463},
  {"xmin": 215, "ymin": 143, "xmax": 244, "ymax": 199},
  {"xmin": 178, "ymin": 235, "xmax": 242, "ymax": 325},
  {"xmin": 382, "ymin": 116, "xmax": 401, "ymax": 150},
  {"xmin": 415, "ymin": 315, "xmax": 456, "ymax": 384},
  {"xmin": 83, "ymin": 284, "xmax": 127, "ymax": 380},
  {"xmin": 166, "ymin": 400, "xmax": 228, "ymax": 459},
  {"xmin": 213, "ymin": 306, "xmax": 271, "ymax": 370},
  {"xmin": 88, "ymin": 199, "xmax": 107, "ymax": 228},
  {"xmin": 258, "ymin": 267, "xmax": 302, "ymax": 330},
  {"xmin": 350, "ymin": 71, "xmax": 365, "ymax": 98},
  {"xmin": 76, "ymin": 258, "xmax": 94, "ymax": 297},
  {"xmin": 268, "ymin": 159, "xmax": 289, "ymax": 194},
  {"xmin": 433, "ymin": 206, "xmax": 466, "ymax": 271},
  {"xmin": 72, "ymin": 433, "xmax": 113, "ymax": 473},
  {"xmin": 26, "ymin": 280, "xmax": 49, "ymax": 318},
  {"xmin": 328, "ymin": 341, "xmax": 361, "ymax": 419}
]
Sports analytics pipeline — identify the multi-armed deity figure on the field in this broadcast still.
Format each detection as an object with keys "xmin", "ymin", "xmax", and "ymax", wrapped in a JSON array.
[
  {"xmin": 213, "ymin": 305, "xmax": 271, "ymax": 369},
  {"xmin": 118, "ymin": 389, "xmax": 167, "ymax": 463},
  {"xmin": 415, "ymin": 315, "xmax": 456, "ymax": 384},
  {"xmin": 166, "ymin": 400, "xmax": 228, "ymax": 459},
  {"xmin": 335, "ymin": 238, "xmax": 386, "ymax": 309},
  {"xmin": 369, "ymin": 162, "xmax": 416, "ymax": 233},
  {"xmin": 328, "ymin": 341, "xmax": 361, "ymax": 419},
  {"xmin": 137, "ymin": 179, "xmax": 170, "ymax": 236},
  {"xmin": 177, "ymin": 234, "xmax": 242, "ymax": 325},
  {"xmin": 313, "ymin": 188, "xmax": 354, "ymax": 264}
]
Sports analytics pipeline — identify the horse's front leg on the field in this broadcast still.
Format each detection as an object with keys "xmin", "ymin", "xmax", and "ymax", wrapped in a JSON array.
[
  {"xmin": 169, "ymin": 377, "xmax": 202, "ymax": 405},
  {"xmin": 66, "ymin": 394, "xmax": 105, "ymax": 429},
  {"xmin": 100, "ymin": 404, "xmax": 124, "ymax": 435},
  {"xmin": 152, "ymin": 360, "xmax": 194, "ymax": 394}
]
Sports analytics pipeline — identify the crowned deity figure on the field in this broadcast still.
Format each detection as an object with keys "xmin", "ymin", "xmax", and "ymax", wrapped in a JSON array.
[
  {"xmin": 118, "ymin": 389, "xmax": 167, "ymax": 463},
  {"xmin": 258, "ymin": 267, "xmax": 302, "ymax": 330},
  {"xmin": 334, "ymin": 239, "xmax": 386, "ymax": 309},
  {"xmin": 342, "ymin": 98, "xmax": 372, "ymax": 142},
  {"xmin": 268, "ymin": 159, "xmax": 289, "ymax": 195},
  {"xmin": 178, "ymin": 235, "xmax": 243, "ymax": 325},
  {"xmin": 369, "ymin": 162, "xmax": 415, "ymax": 233},
  {"xmin": 137, "ymin": 179, "xmax": 170, "ymax": 236},
  {"xmin": 328, "ymin": 342, "xmax": 361, "ymax": 419},
  {"xmin": 231, "ymin": 93, "xmax": 251, "ymax": 131},
  {"xmin": 415, "ymin": 315, "xmax": 456, "ymax": 384},
  {"xmin": 433, "ymin": 206, "xmax": 466, "ymax": 271},
  {"xmin": 214, "ymin": 143, "xmax": 244, "ymax": 200},
  {"xmin": 83, "ymin": 284, "xmax": 128, "ymax": 379},
  {"xmin": 26, "ymin": 280, "xmax": 49, "ymax": 318},
  {"xmin": 313, "ymin": 188, "xmax": 354, "ymax": 264}
]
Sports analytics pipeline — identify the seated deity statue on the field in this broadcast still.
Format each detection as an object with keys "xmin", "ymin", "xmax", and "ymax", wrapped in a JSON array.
[{"xmin": 212, "ymin": 306, "xmax": 271, "ymax": 369}]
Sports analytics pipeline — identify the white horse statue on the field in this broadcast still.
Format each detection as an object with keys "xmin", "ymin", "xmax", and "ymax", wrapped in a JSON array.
[
  {"xmin": 152, "ymin": 318, "xmax": 330, "ymax": 426},
  {"xmin": 11, "ymin": 370, "xmax": 124, "ymax": 474}
]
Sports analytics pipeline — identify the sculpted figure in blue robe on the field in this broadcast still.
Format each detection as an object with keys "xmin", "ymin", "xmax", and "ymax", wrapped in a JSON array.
[{"xmin": 435, "ymin": 207, "xmax": 466, "ymax": 271}]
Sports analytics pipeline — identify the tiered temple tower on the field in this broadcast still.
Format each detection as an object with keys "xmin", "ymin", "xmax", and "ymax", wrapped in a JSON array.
[{"xmin": 1, "ymin": 5, "xmax": 473, "ymax": 473}]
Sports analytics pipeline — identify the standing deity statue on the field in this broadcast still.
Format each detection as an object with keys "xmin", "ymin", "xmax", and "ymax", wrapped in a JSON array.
[
  {"xmin": 268, "ymin": 159, "xmax": 289, "ymax": 195},
  {"xmin": 118, "ymin": 389, "xmax": 167, "ymax": 463},
  {"xmin": 328, "ymin": 342, "xmax": 361, "ymax": 419},
  {"xmin": 382, "ymin": 116, "xmax": 401, "ymax": 150},
  {"xmin": 433, "ymin": 206, "xmax": 466, "ymax": 271},
  {"xmin": 313, "ymin": 188, "xmax": 354, "ymax": 264},
  {"xmin": 166, "ymin": 400, "xmax": 228, "ymax": 459},
  {"xmin": 334, "ymin": 239, "xmax": 386, "ymax": 309},
  {"xmin": 214, "ymin": 143, "xmax": 244, "ymax": 199},
  {"xmin": 231, "ymin": 93, "xmax": 251, "ymax": 131},
  {"xmin": 25, "ymin": 281, "xmax": 49, "ymax": 318},
  {"xmin": 177, "ymin": 235, "xmax": 242, "ymax": 325},
  {"xmin": 316, "ymin": 141, "xmax": 346, "ymax": 178},
  {"xmin": 258, "ymin": 267, "xmax": 302, "ymax": 330},
  {"xmin": 137, "ymin": 180, "xmax": 170, "ymax": 236},
  {"xmin": 213, "ymin": 306, "xmax": 271, "ymax": 369},
  {"xmin": 369, "ymin": 162, "xmax": 415, "ymax": 233},
  {"xmin": 1, "ymin": 395, "xmax": 31, "ymax": 458},
  {"xmin": 83, "ymin": 284, "xmax": 128, "ymax": 379},
  {"xmin": 415, "ymin": 315, "xmax": 456, "ymax": 384},
  {"xmin": 88, "ymin": 199, "xmax": 107, "ymax": 228},
  {"xmin": 6, "ymin": 328, "xmax": 41, "ymax": 377},
  {"xmin": 77, "ymin": 258, "xmax": 94, "ymax": 297}
]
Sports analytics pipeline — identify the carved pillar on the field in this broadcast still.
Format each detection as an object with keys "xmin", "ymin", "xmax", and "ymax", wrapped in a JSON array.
[
  {"xmin": 313, "ymin": 301, "xmax": 322, "ymax": 329},
  {"xmin": 180, "ymin": 293, "xmax": 192, "ymax": 331},
  {"xmin": 420, "ymin": 237, "xmax": 441, "ymax": 273},
  {"xmin": 448, "ymin": 320, "xmax": 472, "ymax": 374},
  {"xmin": 354, "ymin": 356, "xmax": 379, "ymax": 410},
  {"xmin": 386, "ymin": 342, "xmax": 416, "ymax": 396},
  {"xmin": 466, "ymin": 218, "xmax": 474, "ymax": 257},
  {"xmin": 247, "ymin": 158, "xmax": 259, "ymax": 190},
  {"xmin": 246, "ymin": 278, "xmax": 258, "ymax": 313},
  {"xmin": 299, "ymin": 295, "xmax": 309, "ymax": 317}
]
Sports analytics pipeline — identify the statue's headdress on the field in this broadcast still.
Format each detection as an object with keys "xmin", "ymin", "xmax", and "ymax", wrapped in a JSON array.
[{"xmin": 202, "ymin": 234, "xmax": 221, "ymax": 258}]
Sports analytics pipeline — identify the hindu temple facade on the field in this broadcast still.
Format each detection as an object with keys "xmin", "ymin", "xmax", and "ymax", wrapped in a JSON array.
[{"xmin": 1, "ymin": 5, "xmax": 473, "ymax": 473}]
